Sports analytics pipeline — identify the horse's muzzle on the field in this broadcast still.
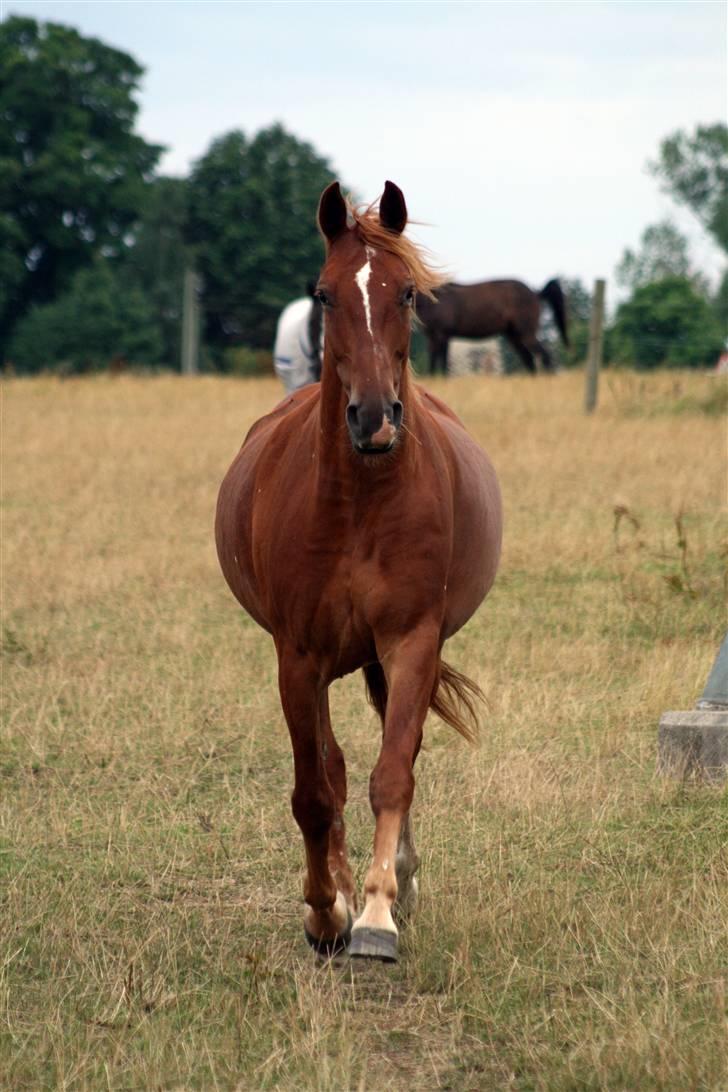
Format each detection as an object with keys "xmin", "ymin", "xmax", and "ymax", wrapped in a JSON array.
[{"xmin": 346, "ymin": 400, "xmax": 402, "ymax": 454}]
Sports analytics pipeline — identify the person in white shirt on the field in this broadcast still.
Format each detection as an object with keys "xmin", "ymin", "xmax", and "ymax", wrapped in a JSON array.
[{"xmin": 273, "ymin": 287, "xmax": 323, "ymax": 392}]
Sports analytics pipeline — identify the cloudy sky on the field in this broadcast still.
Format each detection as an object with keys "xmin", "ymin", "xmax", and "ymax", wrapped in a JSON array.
[{"xmin": 3, "ymin": 1, "xmax": 726, "ymax": 299}]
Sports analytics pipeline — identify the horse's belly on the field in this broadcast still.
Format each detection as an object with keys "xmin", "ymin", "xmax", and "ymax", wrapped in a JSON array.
[
  {"xmin": 215, "ymin": 438, "xmax": 276, "ymax": 634},
  {"xmin": 441, "ymin": 430, "xmax": 503, "ymax": 638},
  {"xmin": 216, "ymin": 397, "xmax": 503, "ymax": 673}
]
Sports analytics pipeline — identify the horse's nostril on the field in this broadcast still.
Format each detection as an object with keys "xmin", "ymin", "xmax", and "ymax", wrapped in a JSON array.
[
  {"xmin": 346, "ymin": 403, "xmax": 360, "ymax": 431},
  {"xmin": 391, "ymin": 401, "xmax": 403, "ymax": 429}
]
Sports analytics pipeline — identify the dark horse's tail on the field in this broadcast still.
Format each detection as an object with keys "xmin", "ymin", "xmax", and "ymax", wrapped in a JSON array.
[
  {"xmin": 539, "ymin": 279, "xmax": 570, "ymax": 347},
  {"xmin": 363, "ymin": 658, "xmax": 483, "ymax": 744}
]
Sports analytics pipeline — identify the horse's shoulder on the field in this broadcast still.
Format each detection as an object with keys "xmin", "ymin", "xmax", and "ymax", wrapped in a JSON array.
[
  {"xmin": 414, "ymin": 384, "xmax": 463, "ymax": 426},
  {"xmin": 244, "ymin": 384, "xmax": 320, "ymax": 444}
]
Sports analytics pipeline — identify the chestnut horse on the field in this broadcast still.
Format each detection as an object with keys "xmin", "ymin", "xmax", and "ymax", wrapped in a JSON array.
[
  {"xmin": 416, "ymin": 278, "xmax": 569, "ymax": 375},
  {"xmin": 216, "ymin": 181, "xmax": 502, "ymax": 961}
]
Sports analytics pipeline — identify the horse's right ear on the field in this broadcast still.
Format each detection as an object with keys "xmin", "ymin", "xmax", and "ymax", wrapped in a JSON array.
[
  {"xmin": 318, "ymin": 181, "xmax": 348, "ymax": 243},
  {"xmin": 379, "ymin": 180, "xmax": 407, "ymax": 235}
]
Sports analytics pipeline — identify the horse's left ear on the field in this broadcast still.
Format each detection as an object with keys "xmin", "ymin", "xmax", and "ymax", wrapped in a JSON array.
[{"xmin": 379, "ymin": 180, "xmax": 407, "ymax": 235}]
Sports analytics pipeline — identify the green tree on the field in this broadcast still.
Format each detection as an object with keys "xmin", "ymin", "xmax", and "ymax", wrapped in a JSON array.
[
  {"xmin": 8, "ymin": 260, "xmax": 163, "ymax": 373},
  {"xmin": 0, "ymin": 16, "xmax": 162, "ymax": 354},
  {"xmin": 616, "ymin": 221, "xmax": 693, "ymax": 293},
  {"xmin": 609, "ymin": 276, "xmax": 723, "ymax": 369},
  {"xmin": 124, "ymin": 176, "xmax": 190, "ymax": 367},
  {"xmin": 187, "ymin": 124, "xmax": 336, "ymax": 351},
  {"xmin": 713, "ymin": 268, "xmax": 728, "ymax": 335},
  {"xmin": 649, "ymin": 123, "xmax": 728, "ymax": 254},
  {"xmin": 560, "ymin": 277, "xmax": 592, "ymax": 325}
]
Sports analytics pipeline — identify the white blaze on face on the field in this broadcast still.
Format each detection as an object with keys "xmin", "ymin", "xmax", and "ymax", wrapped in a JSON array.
[{"xmin": 355, "ymin": 246, "xmax": 376, "ymax": 339}]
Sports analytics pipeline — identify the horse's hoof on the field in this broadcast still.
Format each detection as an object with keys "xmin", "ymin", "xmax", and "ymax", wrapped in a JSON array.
[
  {"xmin": 304, "ymin": 909, "xmax": 352, "ymax": 959},
  {"xmin": 348, "ymin": 926, "xmax": 398, "ymax": 963}
]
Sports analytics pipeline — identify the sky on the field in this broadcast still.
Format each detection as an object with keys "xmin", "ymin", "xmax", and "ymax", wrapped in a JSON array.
[{"xmin": 3, "ymin": 0, "xmax": 726, "ymax": 301}]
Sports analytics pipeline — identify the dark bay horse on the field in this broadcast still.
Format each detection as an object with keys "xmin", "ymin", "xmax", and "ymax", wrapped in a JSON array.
[
  {"xmin": 416, "ymin": 278, "xmax": 569, "ymax": 374},
  {"xmin": 216, "ymin": 181, "xmax": 503, "ymax": 962}
]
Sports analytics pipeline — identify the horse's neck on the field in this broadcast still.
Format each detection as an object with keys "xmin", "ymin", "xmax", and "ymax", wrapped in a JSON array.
[
  {"xmin": 316, "ymin": 357, "xmax": 419, "ymax": 484},
  {"xmin": 317, "ymin": 356, "xmax": 347, "ymax": 447}
]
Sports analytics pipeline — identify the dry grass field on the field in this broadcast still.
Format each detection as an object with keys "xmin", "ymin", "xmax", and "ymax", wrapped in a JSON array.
[{"xmin": 2, "ymin": 368, "xmax": 727, "ymax": 1091}]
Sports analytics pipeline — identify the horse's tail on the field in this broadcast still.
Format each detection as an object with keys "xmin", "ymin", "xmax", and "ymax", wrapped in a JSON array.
[
  {"xmin": 363, "ymin": 662, "xmax": 389, "ymax": 723},
  {"xmin": 363, "ymin": 657, "xmax": 482, "ymax": 744},
  {"xmin": 539, "ymin": 279, "xmax": 570, "ymax": 347},
  {"xmin": 431, "ymin": 660, "xmax": 482, "ymax": 743}
]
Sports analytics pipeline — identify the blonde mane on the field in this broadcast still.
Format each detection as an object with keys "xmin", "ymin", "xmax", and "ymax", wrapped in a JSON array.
[{"xmin": 346, "ymin": 195, "xmax": 446, "ymax": 299}]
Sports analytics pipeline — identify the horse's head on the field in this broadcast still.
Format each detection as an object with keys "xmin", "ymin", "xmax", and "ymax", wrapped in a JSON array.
[{"xmin": 316, "ymin": 181, "xmax": 416, "ymax": 455}]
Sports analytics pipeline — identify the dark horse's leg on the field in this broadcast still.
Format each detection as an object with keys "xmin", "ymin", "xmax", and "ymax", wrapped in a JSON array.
[
  {"xmin": 437, "ymin": 338, "xmax": 449, "ymax": 375},
  {"xmin": 507, "ymin": 333, "xmax": 537, "ymax": 374},
  {"xmin": 278, "ymin": 646, "xmax": 352, "ymax": 955},
  {"xmin": 350, "ymin": 625, "xmax": 437, "ymax": 961},
  {"xmin": 534, "ymin": 339, "xmax": 554, "ymax": 372},
  {"xmin": 427, "ymin": 333, "xmax": 448, "ymax": 375}
]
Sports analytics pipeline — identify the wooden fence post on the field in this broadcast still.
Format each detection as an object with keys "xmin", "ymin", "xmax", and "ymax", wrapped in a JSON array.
[
  {"xmin": 181, "ymin": 269, "xmax": 201, "ymax": 375},
  {"xmin": 584, "ymin": 278, "xmax": 605, "ymax": 413}
]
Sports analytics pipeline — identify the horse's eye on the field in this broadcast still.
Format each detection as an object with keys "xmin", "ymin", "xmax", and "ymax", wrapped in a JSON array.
[
  {"xmin": 315, "ymin": 288, "xmax": 331, "ymax": 307},
  {"xmin": 402, "ymin": 286, "xmax": 415, "ymax": 307}
]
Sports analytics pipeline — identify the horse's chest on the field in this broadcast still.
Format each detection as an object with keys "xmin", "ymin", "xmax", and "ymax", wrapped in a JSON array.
[
  {"xmin": 301, "ymin": 526, "xmax": 445, "ymax": 648},
  {"xmin": 246, "ymin": 447, "xmax": 456, "ymax": 666}
]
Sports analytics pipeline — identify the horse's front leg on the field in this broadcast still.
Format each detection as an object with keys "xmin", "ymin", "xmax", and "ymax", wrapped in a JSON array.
[
  {"xmin": 278, "ymin": 647, "xmax": 352, "ymax": 956},
  {"xmin": 350, "ymin": 626, "xmax": 438, "ymax": 962},
  {"xmin": 319, "ymin": 689, "xmax": 357, "ymax": 914}
]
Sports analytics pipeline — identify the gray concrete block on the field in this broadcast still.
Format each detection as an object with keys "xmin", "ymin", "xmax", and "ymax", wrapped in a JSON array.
[{"xmin": 657, "ymin": 710, "xmax": 728, "ymax": 783}]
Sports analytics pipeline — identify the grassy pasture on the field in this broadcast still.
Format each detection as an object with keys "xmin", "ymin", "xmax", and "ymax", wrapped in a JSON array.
[{"xmin": 1, "ymin": 368, "xmax": 726, "ymax": 1091}]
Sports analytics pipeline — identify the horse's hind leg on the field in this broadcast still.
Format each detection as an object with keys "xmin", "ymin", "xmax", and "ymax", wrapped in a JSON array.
[
  {"xmin": 350, "ymin": 627, "xmax": 438, "ymax": 962},
  {"xmin": 319, "ymin": 689, "xmax": 357, "ymax": 914},
  {"xmin": 278, "ymin": 648, "xmax": 352, "ymax": 956},
  {"xmin": 507, "ymin": 333, "xmax": 537, "ymax": 374},
  {"xmin": 395, "ymin": 813, "xmax": 420, "ymax": 923},
  {"xmin": 534, "ymin": 339, "xmax": 554, "ymax": 372}
]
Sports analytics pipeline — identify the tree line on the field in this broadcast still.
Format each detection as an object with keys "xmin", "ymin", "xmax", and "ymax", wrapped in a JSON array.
[{"xmin": 1, "ymin": 15, "xmax": 725, "ymax": 375}]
